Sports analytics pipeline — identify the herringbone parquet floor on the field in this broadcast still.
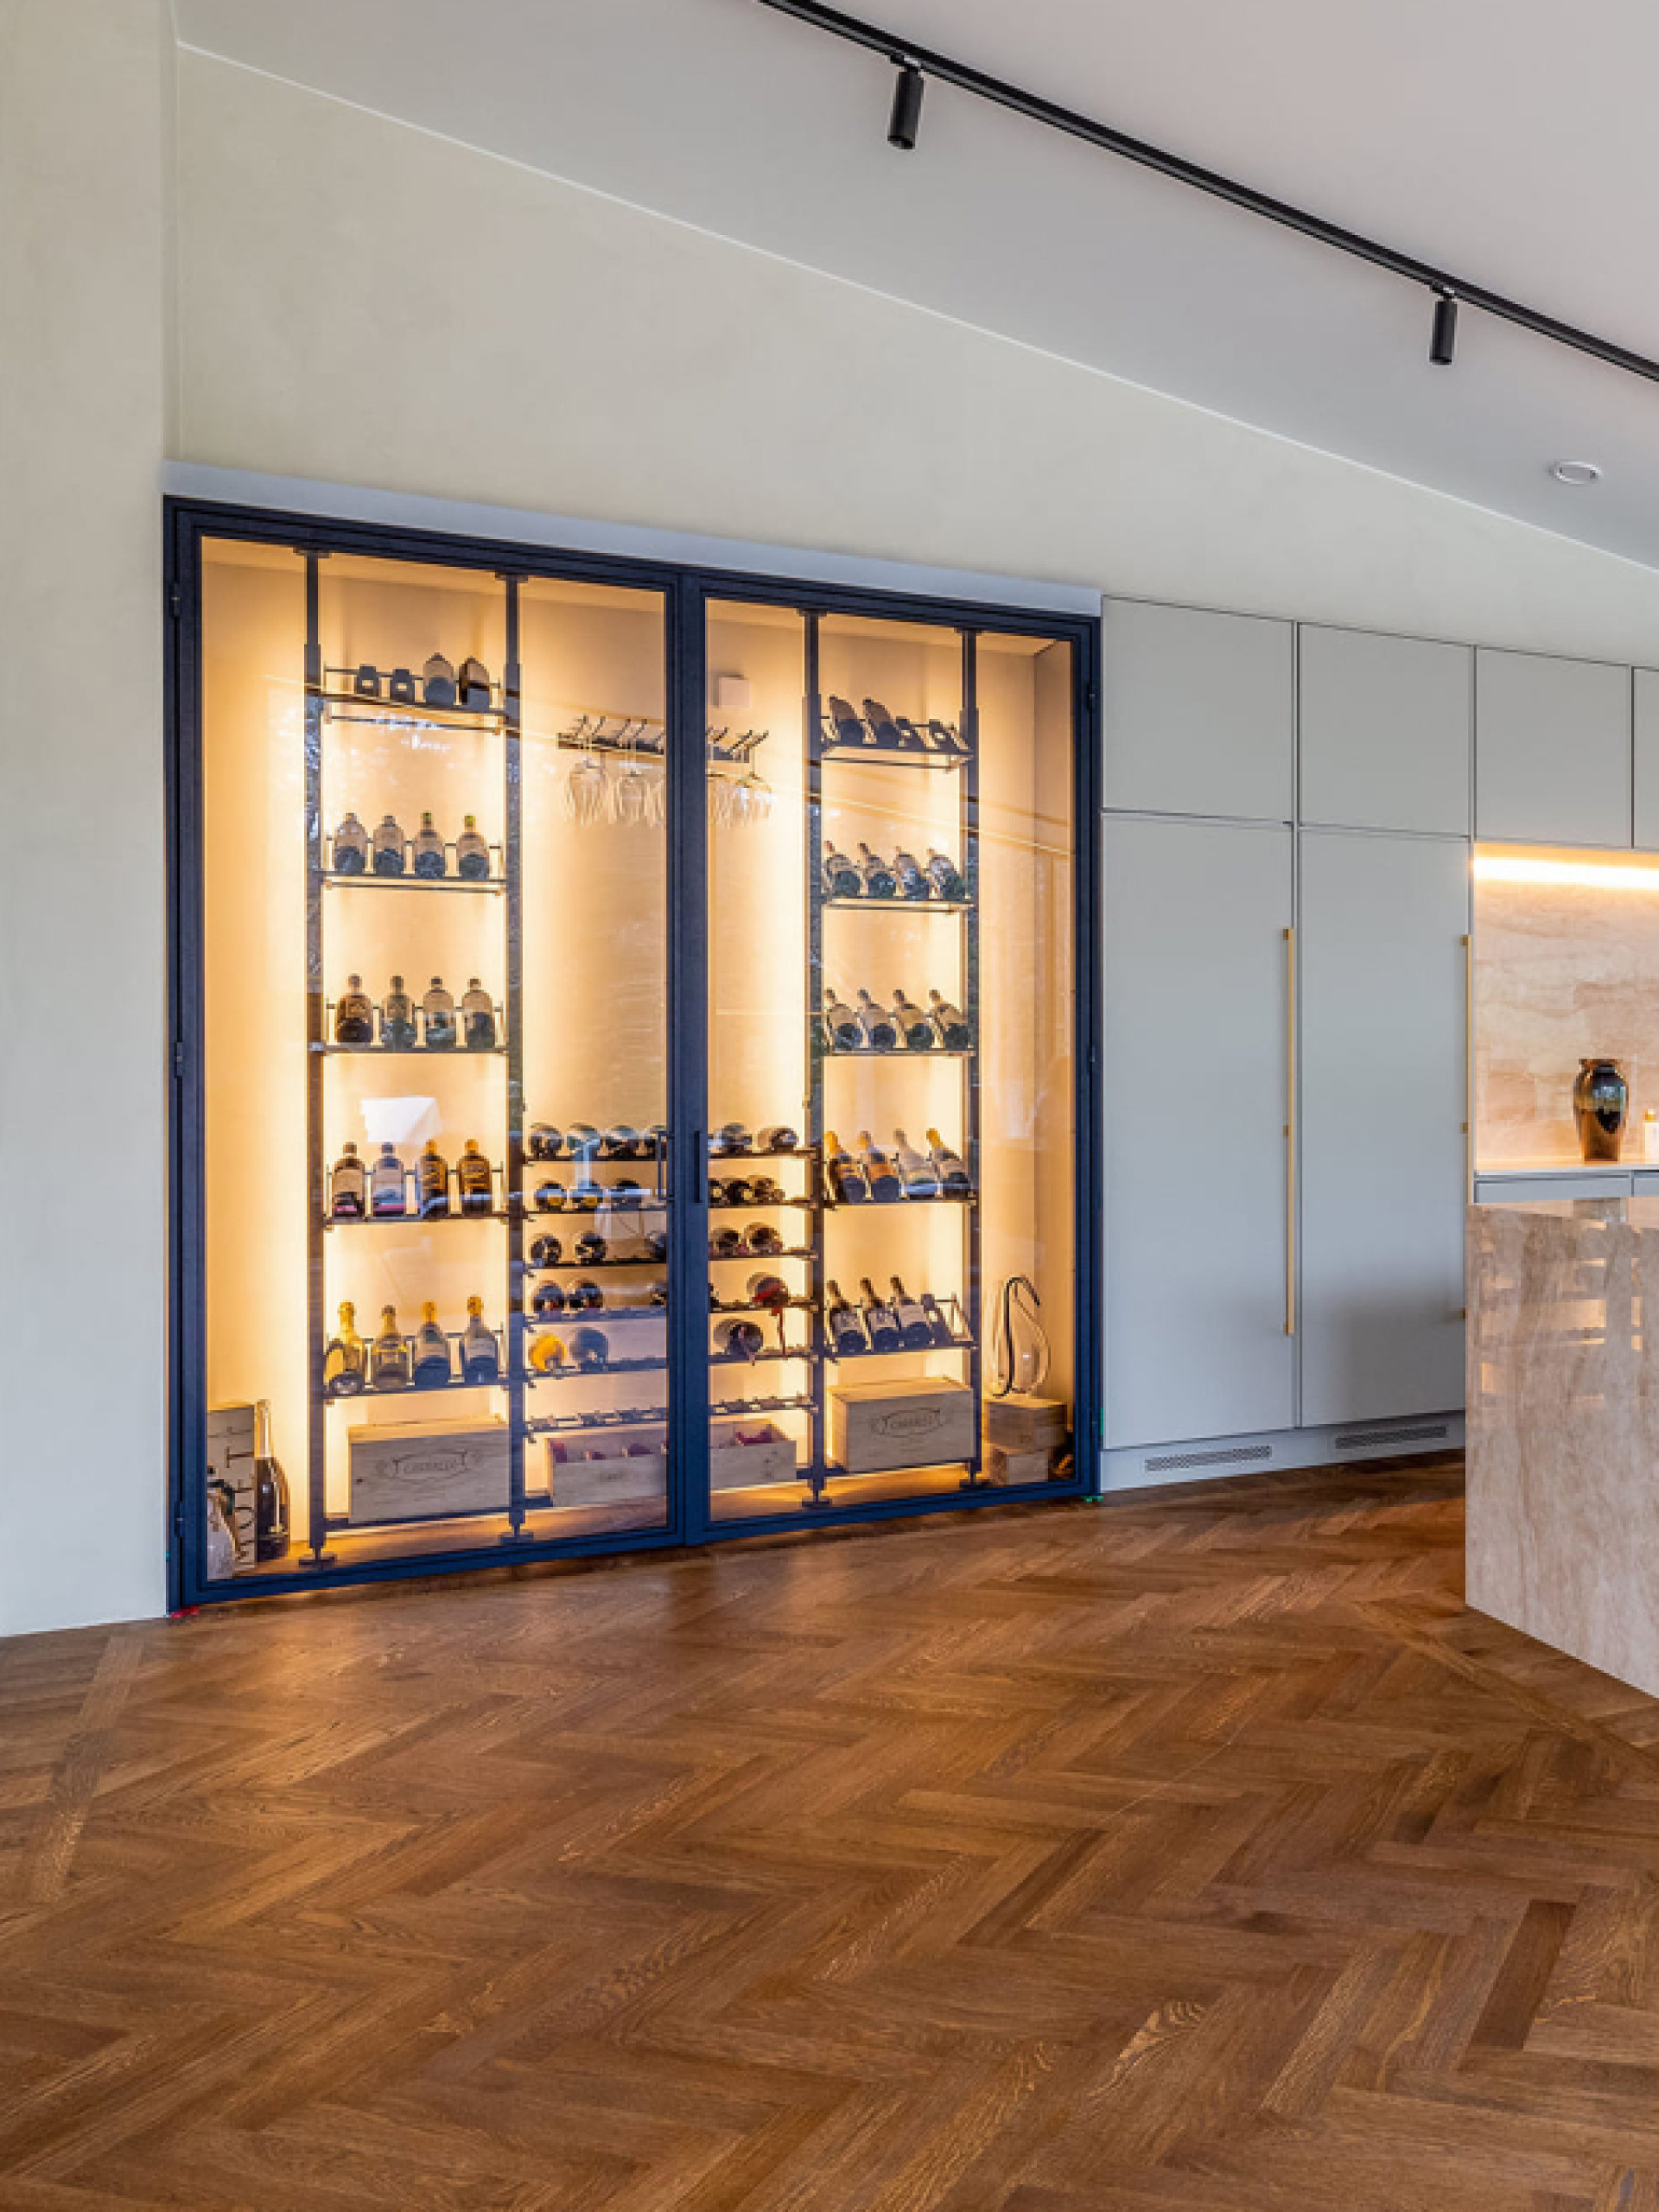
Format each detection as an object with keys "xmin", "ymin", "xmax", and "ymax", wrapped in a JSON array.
[{"xmin": 6, "ymin": 1458, "xmax": 1659, "ymax": 2210}]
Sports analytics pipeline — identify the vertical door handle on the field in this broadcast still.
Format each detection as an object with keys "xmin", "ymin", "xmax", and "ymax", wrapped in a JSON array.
[
  {"xmin": 1462, "ymin": 934, "xmax": 1475, "ymax": 1205},
  {"xmin": 1284, "ymin": 925, "xmax": 1297, "ymax": 1338}
]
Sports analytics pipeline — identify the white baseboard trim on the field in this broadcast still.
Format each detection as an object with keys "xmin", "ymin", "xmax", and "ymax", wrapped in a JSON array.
[{"xmin": 1098, "ymin": 1413, "xmax": 1464, "ymax": 1495}]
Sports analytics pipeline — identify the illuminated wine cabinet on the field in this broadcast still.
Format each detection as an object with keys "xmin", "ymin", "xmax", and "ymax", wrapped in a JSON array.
[{"xmin": 167, "ymin": 498, "xmax": 1101, "ymax": 1603}]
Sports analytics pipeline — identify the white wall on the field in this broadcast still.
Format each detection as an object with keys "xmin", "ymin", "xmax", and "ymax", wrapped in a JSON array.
[
  {"xmin": 0, "ymin": 0, "xmax": 171, "ymax": 1635},
  {"xmin": 173, "ymin": 54, "xmax": 1659, "ymax": 663}
]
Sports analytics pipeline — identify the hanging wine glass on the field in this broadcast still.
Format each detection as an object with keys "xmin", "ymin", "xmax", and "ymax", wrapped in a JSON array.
[
  {"xmin": 566, "ymin": 733, "xmax": 606, "ymax": 827},
  {"xmin": 613, "ymin": 747, "xmax": 650, "ymax": 826}
]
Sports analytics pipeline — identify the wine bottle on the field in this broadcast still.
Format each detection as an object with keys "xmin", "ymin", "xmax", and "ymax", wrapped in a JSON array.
[
  {"xmin": 527, "ymin": 1122, "xmax": 563, "ymax": 1160},
  {"xmin": 919, "ymin": 1291, "xmax": 957, "ymax": 1346},
  {"xmin": 372, "ymin": 1306, "xmax": 411, "ymax": 1389},
  {"xmin": 892, "ymin": 848, "xmax": 929, "ymax": 899},
  {"xmin": 888, "ymin": 1276, "xmax": 934, "ymax": 1350},
  {"xmin": 823, "ymin": 846, "xmax": 862, "ymax": 898},
  {"xmin": 382, "ymin": 975, "xmax": 417, "ymax": 1052},
  {"xmin": 855, "ymin": 1130, "xmax": 903, "ymax": 1202},
  {"xmin": 709, "ymin": 1122, "xmax": 752, "ymax": 1156},
  {"xmin": 748, "ymin": 1175, "xmax": 785, "ymax": 1205},
  {"xmin": 529, "ymin": 1279, "xmax": 566, "ymax": 1319},
  {"xmin": 646, "ymin": 1281, "xmax": 670, "ymax": 1308},
  {"xmin": 643, "ymin": 1230, "xmax": 669, "ymax": 1261},
  {"xmin": 418, "ymin": 1140, "xmax": 450, "ymax": 1220},
  {"xmin": 329, "ymin": 1141, "xmax": 366, "ymax": 1219},
  {"xmin": 714, "ymin": 1318, "xmax": 765, "ymax": 1363},
  {"xmin": 372, "ymin": 813, "xmax": 405, "ymax": 875},
  {"xmin": 823, "ymin": 988, "xmax": 862, "ymax": 1052},
  {"xmin": 823, "ymin": 1131, "xmax": 869, "ymax": 1205},
  {"xmin": 533, "ymin": 1179, "xmax": 567, "ymax": 1213},
  {"xmin": 744, "ymin": 1222, "xmax": 784, "ymax": 1255},
  {"xmin": 422, "ymin": 652, "xmax": 457, "ymax": 708},
  {"xmin": 856, "ymin": 1278, "xmax": 903, "ymax": 1353},
  {"xmin": 856, "ymin": 842, "xmax": 897, "ymax": 899},
  {"xmin": 890, "ymin": 715, "xmax": 929, "ymax": 752},
  {"xmin": 564, "ymin": 1123, "xmax": 601, "ymax": 1160},
  {"xmin": 333, "ymin": 810, "xmax": 368, "ymax": 874},
  {"xmin": 926, "ymin": 849, "xmax": 968, "ymax": 902},
  {"xmin": 334, "ymin": 975, "xmax": 373, "ymax": 1046},
  {"xmin": 567, "ymin": 1278, "xmax": 604, "ymax": 1312},
  {"xmin": 824, "ymin": 1279, "xmax": 868, "ymax": 1357},
  {"xmin": 569, "ymin": 1325, "xmax": 609, "ymax": 1370},
  {"xmin": 252, "ymin": 1400, "xmax": 290, "ymax": 1562},
  {"xmin": 456, "ymin": 814, "xmax": 490, "ymax": 879},
  {"xmin": 746, "ymin": 1272, "xmax": 791, "ymax": 1313},
  {"xmin": 925, "ymin": 1128, "xmax": 972, "ymax": 1196},
  {"xmin": 825, "ymin": 694, "xmax": 868, "ymax": 747},
  {"xmin": 422, "ymin": 977, "xmax": 456, "ymax": 1050},
  {"xmin": 928, "ymin": 988, "xmax": 971, "ymax": 1052},
  {"xmin": 414, "ymin": 810, "xmax": 447, "ymax": 879},
  {"xmin": 925, "ymin": 719, "xmax": 969, "ymax": 759},
  {"xmin": 861, "ymin": 697, "xmax": 904, "ymax": 748},
  {"xmin": 413, "ymin": 1300, "xmax": 452, "ymax": 1385},
  {"xmin": 323, "ymin": 1301, "xmax": 366, "ymax": 1395},
  {"xmin": 457, "ymin": 657, "xmax": 492, "ymax": 711},
  {"xmin": 602, "ymin": 1125, "xmax": 642, "ymax": 1160},
  {"xmin": 528, "ymin": 1332, "xmax": 567, "ymax": 1375},
  {"xmin": 891, "ymin": 1128, "xmax": 940, "ymax": 1198},
  {"xmin": 755, "ymin": 1124, "xmax": 798, "ymax": 1154},
  {"xmin": 461, "ymin": 1295, "xmax": 499, "ymax": 1384},
  {"xmin": 721, "ymin": 1175, "xmax": 756, "ymax": 1208},
  {"xmin": 388, "ymin": 667, "xmax": 416, "ymax": 705},
  {"xmin": 461, "ymin": 978, "xmax": 497, "ymax": 1051},
  {"xmin": 575, "ymin": 1230, "xmax": 608, "ymax": 1265},
  {"xmin": 855, "ymin": 990, "xmax": 898, "ymax": 1052},
  {"xmin": 370, "ymin": 1141, "xmax": 408, "ymax": 1217},
  {"xmin": 711, "ymin": 1225, "xmax": 744, "ymax": 1257},
  {"xmin": 890, "ymin": 989, "xmax": 933, "ymax": 1051},
  {"xmin": 352, "ymin": 664, "xmax": 380, "ymax": 699},
  {"xmin": 457, "ymin": 1138, "xmax": 493, "ymax": 1216},
  {"xmin": 529, "ymin": 1231, "xmax": 563, "ymax": 1269}
]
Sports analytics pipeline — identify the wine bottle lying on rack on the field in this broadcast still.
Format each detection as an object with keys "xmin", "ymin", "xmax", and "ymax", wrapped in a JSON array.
[
  {"xmin": 857, "ymin": 1278, "xmax": 903, "ymax": 1353},
  {"xmin": 928, "ymin": 990, "xmax": 971, "ymax": 1052},
  {"xmin": 825, "ymin": 695, "xmax": 868, "ymax": 748},
  {"xmin": 324, "ymin": 1300, "xmax": 366, "ymax": 1392},
  {"xmin": 414, "ymin": 811, "xmax": 446, "ymax": 879},
  {"xmin": 855, "ymin": 991, "xmax": 898, "ymax": 1052},
  {"xmin": 889, "ymin": 1277, "xmax": 934, "ymax": 1351},
  {"xmin": 383, "ymin": 976, "xmax": 417, "ymax": 1052},
  {"xmin": 927, "ymin": 849, "xmax": 968, "ymax": 900},
  {"xmin": 890, "ymin": 1129, "xmax": 939, "ymax": 1198},
  {"xmin": 823, "ymin": 1132, "xmax": 869, "ymax": 1204},
  {"xmin": 892, "ymin": 849, "xmax": 929, "ymax": 899},
  {"xmin": 823, "ymin": 989, "xmax": 861, "ymax": 1052},
  {"xmin": 824, "ymin": 1280, "xmax": 868, "ymax": 1356},
  {"xmin": 823, "ymin": 846, "xmax": 862, "ymax": 898},
  {"xmin": 926, "ymin": 1128, "xmax": 972, "ymax": 1196},
  {"xmin": 372, "ymin": 815, "xmax": 404, "ymax": 875},
  {"xmin": 334, "ymin": 811, "xmax": 369, "ymax": 874},
  {"xmin": 857, "ymin": 842, "xmax": 896, "ymax": 898},
  {"xmin": 414, "ymin": 1302, "xmax": 451, "ymax": 1385},
  {"xmin": 330, "ymin": 1142, "xmax": 366, "ymax": 1218},
  {"xmin": 891, "ymin": 990, "xmax": 933, "ymax": 1052},
  {"xmin": 420, "ymin": 1141, "xmax": 450, "ymax": 1219},
  {"xmin": 855, "ymin": 1131, "xmax": 902, "ymax": 1203}
]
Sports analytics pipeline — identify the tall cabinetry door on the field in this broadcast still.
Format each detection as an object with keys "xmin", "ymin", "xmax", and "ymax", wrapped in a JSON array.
[
  {"xmin": 1103, "ymin": 817, "xmax": 1294, "ymax": 1447},
  {"xmin": 1103, "ymin": 600, "xmax": 1294, "ymax": 823},
  {"xmin": 1299, "ymin": 832, "xmax": 1469, "ymax": 1427},
  {"xmin": 1474, "ymin": 648, "xmax": 1631, "ymax": 848},
  {"xmin": 1299, "ymin": 626, "xmax": 1471, "ymax": 836}
]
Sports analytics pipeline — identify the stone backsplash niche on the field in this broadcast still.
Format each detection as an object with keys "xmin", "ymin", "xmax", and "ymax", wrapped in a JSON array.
[{"xmin": 1475, "ymin": 849, "xmax": 1659, "ymax": 1168}]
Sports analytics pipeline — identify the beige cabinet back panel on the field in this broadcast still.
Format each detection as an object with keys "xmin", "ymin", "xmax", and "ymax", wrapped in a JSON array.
[
  {"xmin": 1103, "ymin": 600, "xmax": 1293, "ymax": 823},
  {"xmin": 1299, "ymin": 626, "xmax": 1471, "ymax": 836},
  {"xmin": 1475, "ymin": 647, "xmax": 1631, "ymax": 849}
]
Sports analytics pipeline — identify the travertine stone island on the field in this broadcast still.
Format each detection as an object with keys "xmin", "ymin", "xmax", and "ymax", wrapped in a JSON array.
[{"xmin": 1467, "ymin": 1196, "xmax": 1659, "ymax": 1697}]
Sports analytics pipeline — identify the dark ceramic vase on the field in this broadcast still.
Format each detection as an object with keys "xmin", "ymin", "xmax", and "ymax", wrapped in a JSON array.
[{"xmin": 1573, "ymin": 1057, "xmax": 1629, "ymax": 1162}]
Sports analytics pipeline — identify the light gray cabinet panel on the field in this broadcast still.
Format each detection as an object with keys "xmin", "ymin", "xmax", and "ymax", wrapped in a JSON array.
[
  {"xmin": 1475, "ymin": 648, "xmax": 1631, "ymax": 848},
  {"xmin": 1299, "ymin": 626, "xmax": 1471, "ymax": 835},
  {"xmin": 1103, "ymin": 600, "xmax": 1293, "ymax": 823},
  {"xmin": 1300, "ymin": 834, "xmax": 1469, "ymax": 1426},
  {"xmin": 1632, "ymin": 669, "xmax": 1659, "ymax": 850},
  {"xmin": 1478, "ymin": 1174, "xmax": 1632, "ymax": 1203},
  {"xmin": 1103, "ymin": 817, "xmax": 1294, "ymax": 1447}
]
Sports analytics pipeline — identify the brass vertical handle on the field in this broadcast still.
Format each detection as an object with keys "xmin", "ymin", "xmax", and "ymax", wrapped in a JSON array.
[
  {"xmin": 1463, "ymin": 933, "xmax": 1475, "ymax": 1204},
  {"xmin": 1285, "ymin": 925, "xmax": 1297, "ymax": 1337}
]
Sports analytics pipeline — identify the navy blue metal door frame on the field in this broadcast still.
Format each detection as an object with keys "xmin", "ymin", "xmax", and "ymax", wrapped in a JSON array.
[{"xmin": 163, "ymin": 496, "xmax": 1101, "ymax": 1608}]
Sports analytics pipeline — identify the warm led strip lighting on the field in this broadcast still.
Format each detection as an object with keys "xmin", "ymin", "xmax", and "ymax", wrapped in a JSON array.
[{"xmin": 1473, "ymin": 855, "xmax": 1659, "ymax": 891}]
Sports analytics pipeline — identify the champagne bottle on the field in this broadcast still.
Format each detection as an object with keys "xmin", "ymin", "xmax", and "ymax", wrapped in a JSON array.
[
  {"xmin": 529, "ymin": 1231, "xmax": 563, "ymax": 1269},
  {"xmin": 334, "ymin": 975, "xmax": 373, "ymax": 1046},
  {"xmin": 575, "ymin": 1230, "xmax": 608, "ymax": 1265},
  {"xmin": 643, "ymin": 1229, "xmax": 669, "ymax": 1261},
  {"xmin": 372, "ymin": 1306, "xmax": 410, "ymax": 1389},
  {"xmin": 422, "ymin": 976, "xmax": 456, "ymax": 1050},
  {"xmin": 825, "ymin": 694, "xmax": 868, "ymax": 747},
  {"xmin": 856, "ymin": 1277, "xmax": 902, "ymax": 1353},
  {"xmin": 919, "ymin": 1291, "xmax": 956, "ymax": 1346},
  {"xmin": 457, "ymin": 1138, "xmax": 493, "ymax": 1216},
  {"xmin": 861, "ymin": 697, "xmax": 904, "ymax": 748},
  {"xmin": 714, "ymin": 1317, "xmax": 765, "ymax": 1363},
  {"xmin": 418, "ymin": 1140, "xmax": 450, "ymax": 1220},
  {"xmin": 422, "ymin": 651, "xmax": 457, "ymax": 708},
  {"xmin": 461, "ymin": 1295, "xmax": 499, "ymax": 1384},
  {"xmin": 372, "ymin": 813, "xmax": 405, "ymax": 875},
  {"xmin": 856, "ymin": 842, "xmax": 897, "ymax": 899},
  {"xmin": 823, "ymin": 989, "xmax": 862, "ymax": 1052},
  {"xmin": 457, "ymin": 657, "xmax": 492, "ymax": 711},
  {"xmin": 889, "ymin": 1276, "xmax": 934, "ymax": 1350},
  {"xmin": 388, "ymin": 667, "xmax": 416, "ymax": 705},
  {"xmin": 926, "ymin": 720, "xmax": 969, "ymax": 759},
  {"xmin": 568, "ymin": 1279, "xmax": 604, "ymax": 1312},
  {"xmin": 890, "ymin": 715, "xmax": 929, "ymax": 752},
  {"xmin": 709, "ymin": 1122, "xmax": 752, "ymax": 1156},
  {"xmin": 413, "ymin": 1300, "xmax": 452, "ymax": 1385},
  {"xmin": 855, "ymin": 990, "xmax": 898, "ymax": 1052},
  {"xmin": 925, "ymin": 1128, "xmax": 972, "ymax": 1196},
  {"xmin": 646, "ymin": 1281, "xmax": 670, "ymax": 1308},
  {"xmin": 333, "ymin": 810, "xmax": 368, "ymax": 874},
  {"xmin": 323, "ymin": 1300, "xmax": 366, "ymax": 1395},
  {"xmin": 414, "ymin": 810, "xmax": 447, "ymax": 878},
  {"xmin": 456, "ymin": 814, "xmax": 491, "ymax": 879},
  {"xmin": 892, "ymin": 848, "xmax": 929, "ymax": 899},
  {"xmin": 461, "ymin": 978, "xmax": 496, "ymax": 1051},
  {"xmin": 329, "ymin": 1141, "xmax": 366, "ymax": 1219},
  {"xmin": 746, "ymin": 1272, "xmax": 791, "ymax": 1313},
  {"xmin": 823, "ymin": 1131, "xmax": 869, "ymax": 1205},
  {"xmin": 352, "ymin": 664, "xmax": 380, "ymax": 700},
  {"xmin": 252, "ymin": 1399, "xmax": 290, "ymax": 1562},
  {"xmin": 370, "ymin": 1141, "xmax": 407, "ymax": 1217},
  {"xmin": 755, "ymin": 1124, "xmax": 798, "ymax": 1153},
  {"xmin": 824, "ymin": 1279, "xmax": 868, "ymax": 1356},
  {"xmin": 603, "ymin": 1125, "xmax": 642, "ymax": 1159},
  {"xmin": 855, "ymin": 1129, "xmax": 902, "ymax": 1203},
  {"xmin": 564, "ymin": 1123, "xmax": 601, "ymax": 1160},
  {"xmin": 527, "ymin": 1122, "xmax": 563, "ymax": 1160},
  {"xmin": 712, "ymin": 1225, "xmax": 744, "ymax": 1257},
  {"xmin": 926, "ymin": 849, "xmax": 968, "ymax": 901},
  {"xmin": 528, "ymin": 1332, "xmax": 567, "ymax": 1375},
  {"xmin": 890, "ymin": 989, "xmax": 933, "ymax": 1051},
  {"xmin": 569, "ymin": 1325, "xmax": 609, "ymax": 1370},
  {"xmin": 382, "ymin": 975, "xmax": 416, "ymax": 1051},
  {"xmin": 530, "ymin": 1278, "xmax": 566, "ymax": 1319},
  {"xmin": 823, "ymin": 846, "xmax": 862, "ymax": 898},
  {"xmin": 721, "ymin": 1175, "xmax": 755, "ymax": 1208},
  {"xmin": 744, "ymin": 1222, "xmax": 784, "ymax": 1255},
  {"xmin": 748, "ymin": 1175, "xmax": 785, "ymax": 1205},
  {"xmin": 928, "ymin": 988, "xmax": 971, "ymax": 1052},
  {"xmin": 533, "ymin": 1179, "xmax": 567, "ymax": 1213},
  {"xmin": 891, "ymin": 1128, "xmax": 939, "ymax": 1198}
]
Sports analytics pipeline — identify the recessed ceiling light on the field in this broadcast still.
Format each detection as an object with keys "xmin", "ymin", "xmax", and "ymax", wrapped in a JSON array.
[{"xmin": 1550, "ymin": 460, "xmax": 1602, "ymax": 486}]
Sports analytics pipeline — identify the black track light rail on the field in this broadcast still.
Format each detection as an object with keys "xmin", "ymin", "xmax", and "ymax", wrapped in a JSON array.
[{"xmin": 755, "ymin": 0, "xmax": 1659, "ymax": 391}]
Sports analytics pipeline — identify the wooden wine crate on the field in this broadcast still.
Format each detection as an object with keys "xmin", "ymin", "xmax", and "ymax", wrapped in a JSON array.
[
  {"xmin": 982, "ymin": 1393, "xmax": 1070, "ymax": 1452},
  {"xmin": 985, "ymin": 1441, "xmax": 1070, "ymax": 1487},
  {"xmin": 828, "ymin": 1377, "xmax": 976, "ymax": 1475},
  {"xmin": 544, "ymin": 1428, "xmax": 667, "ymax": 1508},
  {"xmin": 710, "ymin": 1421, "xmax": 798, "ymax": 1491},
  {"xmin": 348, "ymin": 1416, "xmax": 510, "ymax": 1524},
  {"xmin": 206, "ymin": 1402, "xmax": 257, "ymax": 1575}
]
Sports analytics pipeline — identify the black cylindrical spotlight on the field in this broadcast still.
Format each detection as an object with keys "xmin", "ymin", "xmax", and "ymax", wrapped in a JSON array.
[
  {"xmin": 888, "ymin": 63, "xmax": 924, "ymax": 150},
  {"xmin": 1430, "ymin": 289, "xmax": 1459, "ymax": 365}
]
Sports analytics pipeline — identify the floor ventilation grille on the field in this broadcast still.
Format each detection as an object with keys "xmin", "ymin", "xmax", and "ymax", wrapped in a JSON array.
[
  {"xmin": 1144, "ymin": 1443, "xmax": 1274, "ymax": 1474},
  {"xmin": 1332, "ymin": 1422, "xmax": 1451, "ymax": 1452}
]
